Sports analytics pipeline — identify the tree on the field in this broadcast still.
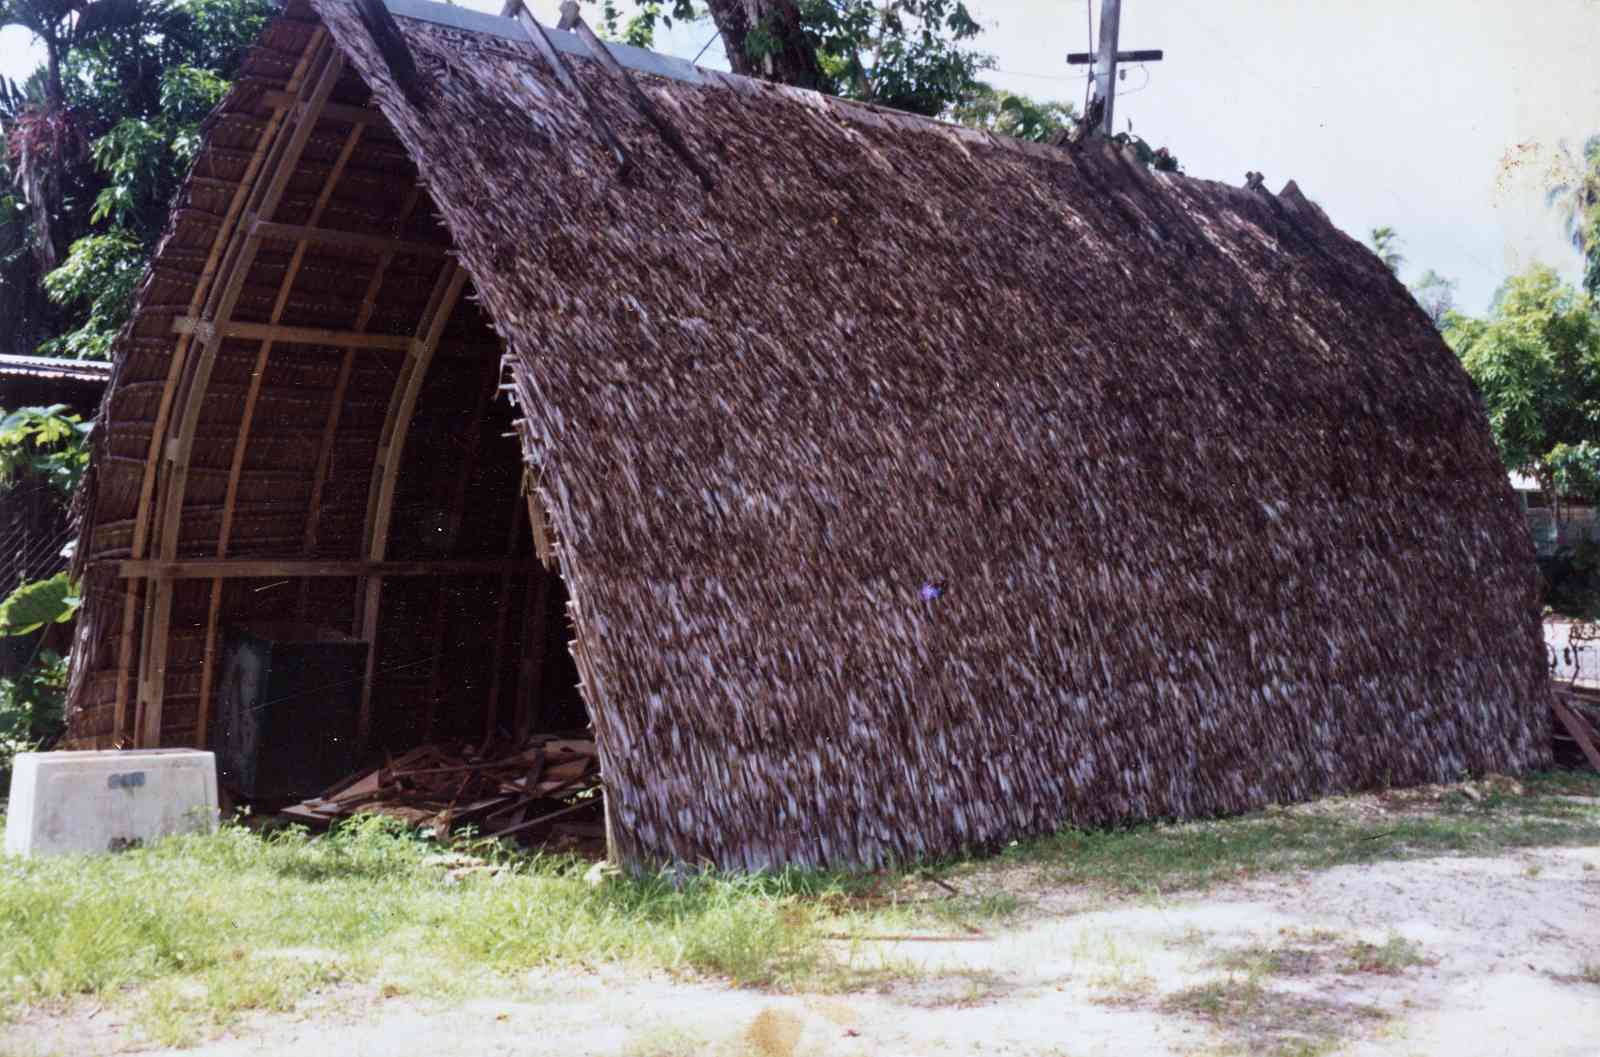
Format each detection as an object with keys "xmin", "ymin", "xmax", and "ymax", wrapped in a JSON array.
[
  {"xmin": 1448, "ymin": 265, "xmax": 1600, "ymax": 500},
  {"xmin": 1547, "ymin": 134, "xmax": 1600, "ymax": 297},
  {"xmin": 601, "ymin": 0, "xmax": 991, "ymax": 117},
  {"xmin": 0, "ymin": 0, "xmax": 272, "ymax": 357},
  {"xmin": 1368, "ymin": 226, "xmax": 1404, "ymax": 274},
  {"xmin": 1410, "ymin": 269, "xmax": 1456, "ymax": 329},
  {"xmin": 948, "ymin": 85, "xmax": 1073, "ymax": 143},
  {"xmin": 0, "ymin": 0, "xmax": 149, "ymax": 271},
  {"xmin": 0, "ymin": 75, "xmax": 61, "ymax": 355}
]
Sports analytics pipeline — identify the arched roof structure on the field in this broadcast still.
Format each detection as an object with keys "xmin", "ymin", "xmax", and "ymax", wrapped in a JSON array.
[{"xmin": 68, "ymin": 0, "xmax": 1550, "ymax": 868}]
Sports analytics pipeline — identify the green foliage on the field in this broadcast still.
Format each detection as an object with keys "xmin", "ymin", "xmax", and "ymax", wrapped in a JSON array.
[
  {"xmin": 1448, "ymin": 265, "xmax": 1600, "ymax": 496},
  {"xmin": 1368, "ymin": 225, "xmax": 1403, "ymax": 274},
  {"xmin": 601, "ymin": 0, "xmax": 991, "ymax": 118},
  {"xmin": 0, "ymin": 775, "xmax": 1593, "ymax": 1027},
  {"xmin": 0, "ymin": 647, "xmax": 67, "ymax": 781},
  {"xmin": 798, "ymin": 0, "xmax": 989, "ymax": 117},
  {"xmin": 0, "ymin": 814, "xmax": 846, "ymax": 1014},
  {"xmin": 1547, "ymin": 134, "xmax": 1600, "ymax": 298},
  {"xmin": 0, "ymin": 0, "xmax": 272, "ymax": 358},
  {"xmin": 39, "ymin": 227, "xmax": 144, "ymax": 356},
  {"xmin": 948, "ymin": 84, "xmax": 1074, "ymax": 143},
  {"xmin": 0, "ymin": 402, "xmax": 90, "ymax": 493},
  {"xmin": 1108, "ymin": 129, "xmax": 1180, "ymax": 173},
  {"xmin": 0, "ymin": 572, "xmax": 79, "ymax": 636},
  {"xmin": 1008, "ymin": 776, "xmax": 1600, "ymax": 896}
]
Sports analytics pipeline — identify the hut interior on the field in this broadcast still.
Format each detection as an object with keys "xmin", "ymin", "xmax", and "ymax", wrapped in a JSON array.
[{"xmin": 68, "ymin": 26, "xmax": 588, "ymax": 765}]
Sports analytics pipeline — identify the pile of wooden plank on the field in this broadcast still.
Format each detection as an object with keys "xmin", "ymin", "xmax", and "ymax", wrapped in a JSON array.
[
  {"xmin": 1553, "ymin": 689, "xmax": 1600, "ymax": 772},
  {"xmin": 280, "ymin": 734, "xmax": 603, "ymax": 841}
]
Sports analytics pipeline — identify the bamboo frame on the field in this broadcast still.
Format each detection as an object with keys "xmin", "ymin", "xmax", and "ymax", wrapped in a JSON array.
[
  {"xmin": 109, "ymin": 31, "xmax": 327, "ymax": 746},
  {"xmin": 250, "ymin": 218, "xmax": 450, "ymax": 258},
  {"xmin": 192, "ymin": 120, "xmax": 369, "ymax": 747},
  {"xmin": 114, "ymin": 558, "xmax": 542, "ymax": 579},
  {"xmin": 261, "ymin": 90, "xmax": 381, "ymax": 126},
  {"xmin": 353, "ymin": 262, "xmax": 470, "ymax": 745},
  {"xmin": 297, "ymin": 186, "xmax": 426, "ymax": 588},
  {"xmin": 170, "ymin": 317, "xmax": 415, "ymax": 349},
  {"xmin": 135, "ymin": 40, "xmax": 346, "ymax": 748}
]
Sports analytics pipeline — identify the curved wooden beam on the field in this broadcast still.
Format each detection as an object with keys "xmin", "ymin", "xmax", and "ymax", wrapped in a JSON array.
[
  {"xmin": 193, "ymin": 119, "xmax": 368, "ymax": 747},
  {"xmin": 297, "ymin": 187, "xmax": 424, "ymax": 581},
  {"xmin": 135, "ymin": 42, "xmax": 346, "ymax": 748},
  {"xmin": 354, "ymin": 262, "xmax": 470, "ymax": 745},
  {"xmin": 110, "ymin": 31, "xmax": 327, "ymax": 746}
]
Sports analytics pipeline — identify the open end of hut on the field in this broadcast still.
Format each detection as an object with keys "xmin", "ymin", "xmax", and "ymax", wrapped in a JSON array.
[{"xmin": 66, "ymin": 16, "xmax": 591, "ymax": 771}]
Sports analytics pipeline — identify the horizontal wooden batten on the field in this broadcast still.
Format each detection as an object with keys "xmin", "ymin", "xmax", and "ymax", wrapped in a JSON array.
[
  {"xmin": 111, "ymin": 559, "xmax": 545, "ymax": 580},
  {"xmin": 250, "ymin": 218, "xmax": 452, "ymax": 258},
  {"xmin": 172, "ymin": 316, "xmax": 414, "ymax": 350},
  {"xmin": 260, "ymin": 91, "xmax": 384, "ymax": 127}
]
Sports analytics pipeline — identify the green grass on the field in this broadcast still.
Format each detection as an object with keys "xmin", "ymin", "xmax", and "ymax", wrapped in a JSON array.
[
  {"xmin": 1161, "ymin": 976, "xmax": 1388, "ymax": 1057},
  {"xmin": 1342, "ymin": 933, "xmax": 1430, "ymax": 975},
  {"xmin": 993, "ymin": 769, "xmax": 1600, "ymax": 895},
  {"xmin": 0, "ymin": 769, "xmax": 1595, "ymax": 1043}
]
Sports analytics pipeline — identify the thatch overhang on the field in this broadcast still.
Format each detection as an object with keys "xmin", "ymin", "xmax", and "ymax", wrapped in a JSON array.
[{"xmin": 67, "ymin": 0, "xmax": 1550, "ymax": 868}]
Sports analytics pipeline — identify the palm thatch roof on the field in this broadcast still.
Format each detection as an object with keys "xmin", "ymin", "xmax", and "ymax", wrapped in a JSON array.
[{"xmin": 66, "ymin": 0, "xmax": 1549, "ymax": 869}]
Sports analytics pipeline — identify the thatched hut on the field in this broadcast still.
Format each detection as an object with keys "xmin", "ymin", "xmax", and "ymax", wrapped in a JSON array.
[{"xmin": 65, "ymin": 0, "xmax": 1550, "ymax": 868}]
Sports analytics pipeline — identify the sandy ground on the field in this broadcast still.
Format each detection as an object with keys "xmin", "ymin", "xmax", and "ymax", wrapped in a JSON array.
[{"xmin": 8, "ymin": 842, "xmax": 1599, "ymax": 1057}]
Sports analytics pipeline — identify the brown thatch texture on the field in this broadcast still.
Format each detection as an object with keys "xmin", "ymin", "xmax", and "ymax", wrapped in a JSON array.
[
  {"xmin": 316, "ymin": 0, "xmax": 1548, "ymax": 868},
  {"xmin": 70, "ymin": 0, "xmax": 1548, "ymax": 869}
]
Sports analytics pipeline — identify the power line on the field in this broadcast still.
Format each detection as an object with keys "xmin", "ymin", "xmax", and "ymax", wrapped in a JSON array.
[{"xmin": 691, "ymin": 31, "xmax": 718, "ymax": 65}]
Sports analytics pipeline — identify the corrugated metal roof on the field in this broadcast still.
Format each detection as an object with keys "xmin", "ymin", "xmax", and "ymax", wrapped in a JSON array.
[{"xmin": 0, "ymin": 354, "xmax": 114, "ymax": 384}]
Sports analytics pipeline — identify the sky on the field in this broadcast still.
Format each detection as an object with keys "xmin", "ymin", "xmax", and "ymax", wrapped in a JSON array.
[{"xmin": 3, "ymin": 0, "xmax": 1597, "ymax": 313}]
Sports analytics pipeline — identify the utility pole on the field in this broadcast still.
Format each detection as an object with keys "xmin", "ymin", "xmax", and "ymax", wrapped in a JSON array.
[{"xmin": 1066, "ymin": 0, "xmax": 1163, "ymax": 137}]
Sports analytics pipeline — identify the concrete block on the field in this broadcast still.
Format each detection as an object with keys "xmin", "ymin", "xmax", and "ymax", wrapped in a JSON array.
[{"xmin": 3, "ymin": 749, "xmax": 219, "ymax": 857}]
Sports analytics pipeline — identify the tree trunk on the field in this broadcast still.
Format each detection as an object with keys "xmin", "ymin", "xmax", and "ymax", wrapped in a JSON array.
[
  {"xmin": 27, "ymin": 34, "xmax": 65, "ymax": 272},
  {"xmin": 702, "ymin": 0, "xmax": 824, "ymax": 92}
]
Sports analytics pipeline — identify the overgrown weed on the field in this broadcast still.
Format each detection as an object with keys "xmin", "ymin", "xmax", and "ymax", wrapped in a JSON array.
[{"xmin": 0, "ymin": 768, "xmax": 1593, "ymax": 1035}]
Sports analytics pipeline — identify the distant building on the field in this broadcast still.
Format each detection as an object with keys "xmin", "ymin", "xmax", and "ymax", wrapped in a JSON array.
[
  {"xmin": 1509, "ymin": 471, "xmax": 1600, "ymax": 558},
  {"xmin": 0, "ymin": 354, "xmax": 110, "ymax": 674}
]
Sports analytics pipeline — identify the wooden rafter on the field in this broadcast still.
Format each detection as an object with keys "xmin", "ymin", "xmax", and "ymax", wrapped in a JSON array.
[
  {"xmin": 193, "ymin": 118, "xmax": 369, "ymax": 748},
  {"xmin": 135, "ymin": 40, "xmax": 347, "ymax": 748},
  {"xmin": 354, "ymin": 262, "xmax": 471, "ymax": 745},
  {"xmin": 297, "ymin": 186, "xmax": 425, "ymax": 590},
  {"xmin": 251, "ymin": 218, "xmax": 450, "ymax": 257},
  {"xmin": 1554, "ymin": 695, "xmax": 1600, "ymax": 771},
  {"xmin": 170, "ymin": 317, "xmax": 414, "ymax": 350},
  {"xmin": 110, "ymin": 30, "xmax": 327, "ymax": 746},
  {"xmin": 114, "ymin": 558, "xmax": 543, "ymax": 579},
  {"xmin": 261, "ymin": 90, "xmax": 380, "ymax": 126}
]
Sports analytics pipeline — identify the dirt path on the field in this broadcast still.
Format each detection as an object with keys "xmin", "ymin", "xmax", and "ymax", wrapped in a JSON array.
[{"xmin": 12, "ymin": 842, "xmax": 1597, "ymax": 1057}]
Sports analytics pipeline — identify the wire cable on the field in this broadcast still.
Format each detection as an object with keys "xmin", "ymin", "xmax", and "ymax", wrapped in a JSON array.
[{"xmin": 691, "ymin": 30, "xmax": 718, "ymax": 65}]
